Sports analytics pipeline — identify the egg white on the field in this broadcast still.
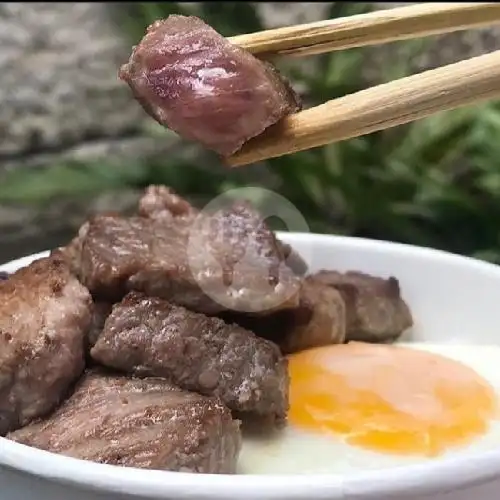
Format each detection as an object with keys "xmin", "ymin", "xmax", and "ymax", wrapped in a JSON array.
[{"xmin": 238, "ymin": 343, "xmax": 500, "ymax": 475}]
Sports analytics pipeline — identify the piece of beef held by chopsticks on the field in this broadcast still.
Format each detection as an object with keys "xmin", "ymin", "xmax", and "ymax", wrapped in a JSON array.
[
  {"xmin": 119, "ymin": 15, "xmax": 301, "ymax": 156},
  {"xmin": 91, "ymin": 292, "xmax": 288, "ymax": 423}
]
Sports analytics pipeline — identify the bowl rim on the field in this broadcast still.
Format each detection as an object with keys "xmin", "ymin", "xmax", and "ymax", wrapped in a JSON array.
[{"xmin": 2, "ymin": 233, "xmax": 500, "ymax": 499}]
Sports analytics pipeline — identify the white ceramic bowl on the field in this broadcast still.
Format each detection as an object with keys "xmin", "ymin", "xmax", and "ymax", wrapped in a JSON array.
[{"xmin": 2, "ymin": 233, "xmax": 500, "ymax": 500}]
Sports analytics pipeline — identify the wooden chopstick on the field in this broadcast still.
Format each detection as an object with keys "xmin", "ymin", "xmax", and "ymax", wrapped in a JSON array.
[
  {"xmin": 229, "ymin": 3, "xmax": 500, "ymax": 59},
  {"xmin": 226, "ymin": 49, "xmax": 500, "ymax": 168}
]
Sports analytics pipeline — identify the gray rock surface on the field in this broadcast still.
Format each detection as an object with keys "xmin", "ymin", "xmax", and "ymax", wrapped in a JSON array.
[
  {"xmin": 0, "ymin": 2, "xmax": 499, "ymax": 263},
  {"xmin": 0, "ymin": 2, "xmax": 174, "ymax": 261},
  {"xmin": 0, "ymin": 3, "xmax": 156, "ymax": 160}
]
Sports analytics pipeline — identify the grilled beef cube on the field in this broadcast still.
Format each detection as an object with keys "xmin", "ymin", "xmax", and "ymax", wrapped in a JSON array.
[
  {"xmin": 8, "ymin": 371, "xmax": 241, "ymax": 473},
  {"xmin": 312, "ymin": 271, "xmax": 413, "ymax": 343},
  {"xmin": 279, "ymin": 278, "xmax": 346, "ymax": 354},
  {"xmin": 119, "ymin": 15, "xmax": 301, "ymax": 157},
  {"xmin": 0, "ymin": 255, "xmax": 92, "ymax": 435},
  {"xmin": 78, "ymin": 214, "xmax": 193, "ymax": 303},
  {"xmin": 78, "ymin": 202, "xmax": 301, "ymax": 314},
  {"xmin": 91, "ymin": 292, "xmax": 288, "ymax": 421},
  {"xmin": 223, "ymin": 277, "xmax": 346, "ymax": 354},
  {"xmin": 138, "ymin": 184, "xmax": 198, "ymax": 223},
  {"xmin": 137, "ymin": 184, "xmax": 308, "ymax": 276}
]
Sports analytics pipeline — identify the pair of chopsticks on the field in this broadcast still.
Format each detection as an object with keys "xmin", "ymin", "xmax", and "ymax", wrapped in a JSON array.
[{"xmin": 226, "ymin": 3, "xmax": 500, "ymax": 167}]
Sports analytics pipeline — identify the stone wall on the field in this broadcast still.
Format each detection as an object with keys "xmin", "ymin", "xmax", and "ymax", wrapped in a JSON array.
[
  {"xmin": 0, "ymin": 2, "xmax": 178, "ymax": 261},
  {"xmin": 1, "ymin": 2, "xmax": 499, "ymax": 262},
  {"xmin": 0, "ymin": 3, "xmax": 173, "ymax": 169}
]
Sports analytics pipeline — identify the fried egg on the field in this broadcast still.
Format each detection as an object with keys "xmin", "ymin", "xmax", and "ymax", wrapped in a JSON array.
[{"xmin": 238, "ymin": 342, "xmax": 500, "ymax": 475}]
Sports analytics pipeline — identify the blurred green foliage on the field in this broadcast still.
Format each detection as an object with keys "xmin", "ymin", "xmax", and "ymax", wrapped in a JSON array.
[{"xmin": 2, "ymin": 2, "xmax": 500, "ymax": 262}]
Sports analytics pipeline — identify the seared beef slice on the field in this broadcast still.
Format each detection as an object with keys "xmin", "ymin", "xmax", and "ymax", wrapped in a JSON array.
[
  {"xmin": 8, "ymin": 371, "xmax": 241, "ymax": 473},
  {"xmin": 0, "ymin": 256, "xmax": 92, "ymax": 435},
  {"xmin": 119, "ymin": 15, "xmax": 301, "ymax": 156},
  {"xmin": 91, "ymin": 292, "xmax": 288, "ymax": 420},
  {"xmin": 313, "ymin": 271, "xmax": 413, "ymax": 342},
  {"xmin": 79, "ymin": 205, "xmax": 300, "ymax": 314}
]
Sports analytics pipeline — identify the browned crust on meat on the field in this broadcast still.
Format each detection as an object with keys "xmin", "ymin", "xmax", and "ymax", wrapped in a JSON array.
[
  {"xmin": 8, "ymin": 370, "xmax": 241, "ymax": 473},
  {"xmin": 77, "ymin": 210, "xmax": 301, "ymax": 314},
  {"xmin": 91, "ymin": 291, "xmax": 289, "ymax": 421},
  {"xmin": 312, "ymin": 270, "xmax": 413, "ymax": 342},
  {"xmin": 137, "ymin": 184, "xmax": 308, "ymax": 276},
  {"xmin": 0, "ymin": 255, "xmax": 92, "ymax": 435},
  {"xmin": 279, "ymin": 278, "xmax": 346, "ymax": 354}
]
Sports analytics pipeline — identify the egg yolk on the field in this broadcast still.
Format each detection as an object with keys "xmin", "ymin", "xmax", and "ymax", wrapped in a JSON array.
[{"xmin": 288, "ymin": 342, "xmax": 498, "ymax": 457}]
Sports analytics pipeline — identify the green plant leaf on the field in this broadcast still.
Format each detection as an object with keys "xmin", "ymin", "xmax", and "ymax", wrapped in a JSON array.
[{"xmin": 0, "ymin": 162, "xmax": 146, "ymax": 205}]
